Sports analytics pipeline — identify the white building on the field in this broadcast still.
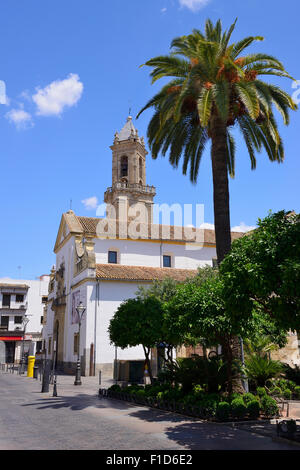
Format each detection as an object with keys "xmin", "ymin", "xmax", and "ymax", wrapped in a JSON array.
[
  {"xmin": 42, "ymin": 116, "xmax": 244, "ymax": 382},
  {"xmin": 0, "ymin": 275, "xmax": 49, "ymax": 364}
]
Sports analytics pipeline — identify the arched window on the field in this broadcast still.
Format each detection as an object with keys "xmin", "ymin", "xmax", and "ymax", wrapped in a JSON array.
[
  {"xmin": 120, "ymin": 156, "xmax": 128, "ymax": 178},
  {"xmin": 139, "ymin": 157, "xmax": 143, "ymax": 180}
]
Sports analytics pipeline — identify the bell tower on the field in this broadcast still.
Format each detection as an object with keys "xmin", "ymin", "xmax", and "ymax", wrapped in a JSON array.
[{"xmin": 104, "ymin": 116, "xmax": 156, "ymax": 224}]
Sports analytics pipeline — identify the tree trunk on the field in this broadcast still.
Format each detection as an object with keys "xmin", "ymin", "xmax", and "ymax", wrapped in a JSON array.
[
  {"xmin": 210, "ymin": 115, "xmax": 231, "ymax": 265},
  {"xmin": 143, "ymin": 346, "xmax": 153, "ymax": 384},
  {"xmin": 210, "ymin": 115, "xmax": 244, "ymax": 393},
  {"xmin": 220, "ymin": 338, "xmax": 234, "ymax": 394}
]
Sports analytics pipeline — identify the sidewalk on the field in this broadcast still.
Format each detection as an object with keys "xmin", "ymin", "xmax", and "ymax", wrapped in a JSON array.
[
  {"xmin": 1, "ymin": 371, "xmax": 298, "ymax": 450},
  {"xmin": 33, "ymin": 371, "xmax": 115, "ymax": 398}
]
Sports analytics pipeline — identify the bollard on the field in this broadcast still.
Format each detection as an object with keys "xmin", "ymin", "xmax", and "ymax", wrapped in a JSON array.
[
  {"xmin": 41, "ymin": 360, "xmax": 51, "ymax": 393},
  {"xmin": 53, "ymin": 375, "xmax": 58, "ymax": 397},
  {"xmin": 27, "ymin": 356, "xmax": 35, "ymax": 378},
  {"xmin": 33, "ymin": 365, "xmax": 38, "ymax": 379}
]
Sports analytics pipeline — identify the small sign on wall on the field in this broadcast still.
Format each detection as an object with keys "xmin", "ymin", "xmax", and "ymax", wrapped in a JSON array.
[{"xmin": 71, "ymin": 290, "xmax": 81, "ymax": 324}]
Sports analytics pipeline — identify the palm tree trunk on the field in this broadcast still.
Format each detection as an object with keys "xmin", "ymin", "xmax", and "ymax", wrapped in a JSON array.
[
  {"xmin": 210, "ymin": 115, "xmax": 231, "ymax": 265},
  {"xmin": 210, "ymin": 114, "xmax": 244, "ymax": 393}
]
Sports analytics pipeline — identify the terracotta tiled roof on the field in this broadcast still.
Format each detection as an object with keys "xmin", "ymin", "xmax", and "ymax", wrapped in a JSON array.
[
  {"xmin": 96, "ymin": 264, "xmax": 197, "ymax": 282},
  {"xmin": 69, "ymin": 216, "xmax": 243, "ymax": 245}
]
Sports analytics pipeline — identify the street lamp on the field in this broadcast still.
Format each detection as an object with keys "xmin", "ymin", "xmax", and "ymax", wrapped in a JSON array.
[
  {"xmin": 19, "ymin": 316, "xmax": 30, "ymax": 375},
  {"xmin": 74, "ymin": 302, "xmax": 86, "ymax": 386}
]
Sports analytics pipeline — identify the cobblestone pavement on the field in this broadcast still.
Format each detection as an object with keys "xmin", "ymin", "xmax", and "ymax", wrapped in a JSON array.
[{"xmin": 0, "ymin": 372, "xmax": 298, "ymax": 451}]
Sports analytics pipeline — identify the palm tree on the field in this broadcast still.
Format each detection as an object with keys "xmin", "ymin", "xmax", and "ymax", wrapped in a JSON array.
[{"xmin": 137, "ymin": 18, "xmax": 296, "ymax": 264}]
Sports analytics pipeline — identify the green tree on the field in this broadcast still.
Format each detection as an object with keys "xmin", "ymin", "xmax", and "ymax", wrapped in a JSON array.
[
  {"xmin": 108, "ymin": 297, "xmax": 163, "ymax": 383},
  {"xmin": 220, "ymin": 211, "xmax": 300, "ymax": 331},
  {"xmin": 136, "ymin": 277, "xmax": 186, "ymax": 364},
  {"xmin": 166, "ymin": 272, "xmax": 287, "ymax": 393},
  {"xmin": 138, "ymin": 18, "xmax": 296, "ymax": 264}
]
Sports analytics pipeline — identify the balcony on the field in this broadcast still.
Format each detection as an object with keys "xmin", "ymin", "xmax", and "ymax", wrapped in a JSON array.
[
  {"xmin": 0, "ymin": 302, "xmax": 28, "ymax": 310},
  {"xmin": 105, "ymin": 182, "xmax": 156, "ymax": 196}
]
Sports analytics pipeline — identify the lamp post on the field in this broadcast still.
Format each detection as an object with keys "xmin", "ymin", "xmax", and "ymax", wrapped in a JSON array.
[
  {"xmin": 19, "ymin": 316, "xmax": 30, "ymax": 375},
  {"xmin": 74, "ymin": 302, "xmax": 86, "ymax": 386}
]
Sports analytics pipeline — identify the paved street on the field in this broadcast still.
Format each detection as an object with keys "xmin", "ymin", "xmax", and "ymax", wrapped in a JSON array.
[{"xmin": 0, "ymin": 372, "xmax": 298, "ymax": 450}]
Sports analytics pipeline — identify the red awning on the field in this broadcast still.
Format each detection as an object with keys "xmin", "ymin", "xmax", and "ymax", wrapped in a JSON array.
[{"xmin": 0, "ymin": 337, "xmax": 22, "ymax": 341}]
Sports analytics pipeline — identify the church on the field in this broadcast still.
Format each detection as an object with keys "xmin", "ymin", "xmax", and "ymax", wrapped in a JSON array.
[{"xmin": 42, "ymin": 116, "xmax": 244, "ymax": 382}]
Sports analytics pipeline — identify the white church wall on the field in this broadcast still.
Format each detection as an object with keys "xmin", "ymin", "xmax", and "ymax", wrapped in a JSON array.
[
  {"xmin": 94, "ymin": 238, "xmax": 216, "ymax": 269},
  {"xmin": 87, "ymin": 280, "xmax": 151, "ymax": 374}
]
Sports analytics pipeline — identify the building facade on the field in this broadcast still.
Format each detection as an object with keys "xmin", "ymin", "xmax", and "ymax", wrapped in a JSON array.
[
  {"xmin": 0, "ymin": 275, "xmax": 49, "ymax": 364},
  {"xmin": 42, "ymin": 116, "xmax": 245, "ymax": 381}
]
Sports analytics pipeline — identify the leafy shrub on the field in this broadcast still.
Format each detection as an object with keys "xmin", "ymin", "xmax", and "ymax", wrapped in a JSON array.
[
  {"xmin": 247, "ymin": 400, "xmax": 260, "ymax": 419},
  {"xmin": 231, "ymin": 398, "xmax": 247, "ymax": 419},
  {"xmin": 260, "ymin": 396, "xmax": 279, "ymax": 417},
  {"xmin": 144, "ymin": 385, "xmax": 165, "ymax": 397},
  {"xmin": 193, "ymin": 384, "xmax": 205, "ymax": 398},
  {"xmin": 244, "ymin": 355, "xmax": 283, "ymax": 387},
  {"xmin": 108, "ymin": 384, "xmax": 121, "ymax": 392},
  {"xmin": 283, "ymin": 364, "xmax": 300, "ymax": 386},
  {"xmin": 277, "ymin": 378, "xmax": 295, "ymax": 391},
  {"xmin": 270, "ymin": 386, "xmax": 282, "ymax": 397},
  {"xmin": 228, "ymin": 393, "xmax": 242, "ymax": 402},
  {"xmin": 156, "ymin": 387, "xmax": 182, "ymax": 402},
  {"xmin": 242, "ymin": 392, "xmax": 258, "ymax": 405},
  {"xmin": 198, "ymin": 396, "xmax": 218, "ymax": 417},
  {"xmin": 216, "ymin": 402, "xmax": 230, "ymax": 421},
  {"xmin": 123, "ymin": 385, "xmax": 144, "ymax": 394},
  {"xmin": 256, "ymin": 387, "xmax": 267, "ymax": 398},
  {"xmin": 294, "ymin": 386, "xmax": 300, "ymax": 399},
  {"xmin": 282, "ymin": 389, "xmax": 292, "ymax": 400},
  {"xmin": 135, "ymin": 389, "xmax": 146, "ymax": 399},
  {"xmin": 171, "ymin": 356, "xmax": 228, "ymax": 394}
]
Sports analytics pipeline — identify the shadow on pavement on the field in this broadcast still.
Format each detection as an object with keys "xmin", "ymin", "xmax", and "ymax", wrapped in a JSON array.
[
  {"xmin": 21, "ymin": 394, "xmax": 136, "ymax": 412},
  {"xmin": 128, "ymin": 408, "xmax": 193, "ymax": 423}
]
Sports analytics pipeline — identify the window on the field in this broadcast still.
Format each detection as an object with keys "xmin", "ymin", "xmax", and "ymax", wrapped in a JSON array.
[
  {"xmin": 42, "ymin": 296, "xmax": 48, "ymax": 304},
  {"xmin": 14, "ymin": 316, "xmax": 22, "ymax": 324},
  {"xmin": 2, "ymin": 294, "xmax": 11, "ymax": 307},
  {"xmin": 16, "ymin": 294, "xmax": 24, "ymax": 303},
  {"xmin": 108, "ymin": 250, "xmax": 118, "ymax": 264},
  {"xmin": 163, "ymin": 255, "xmax": 171, "ymax": 268},
  {"xmin": 40, "ymin": 316, "xmax": 44, "ymax": 324},
  {"xmin": 1, "ymin": 316, "xmax": 9, "ymax": 328},
  {"xmin": 36, "ymin": 341, "xmax": 42, "ymax": 353},
  {"xmin": 74, "ymin": 333, "xmax": 79, "ymax": 355},
  {"xmin": 120, "ymin": 156, "xmax": 128, "ymax": 178}
]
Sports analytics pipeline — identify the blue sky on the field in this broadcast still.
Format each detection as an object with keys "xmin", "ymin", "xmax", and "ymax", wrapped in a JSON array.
[{"xmin": 0, "ymin": 0, "xmax": 299, "ymax": 279}]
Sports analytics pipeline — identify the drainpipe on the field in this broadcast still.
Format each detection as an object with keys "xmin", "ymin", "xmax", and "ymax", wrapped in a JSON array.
[
  {"xmin": 160, "ymin": 240, "xmax": 163, "ymax": 268},
  {"xmin": 93, "ymin": 280, "xmax": 99, "ymax": 376}
]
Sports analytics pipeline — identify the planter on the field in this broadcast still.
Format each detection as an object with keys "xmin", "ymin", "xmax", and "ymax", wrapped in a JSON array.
[{"xmin": 99, "ymin": 388, "xmax": 278, "ymax": 422}]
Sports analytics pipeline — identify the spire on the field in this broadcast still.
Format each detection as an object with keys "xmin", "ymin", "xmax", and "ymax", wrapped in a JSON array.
[{"xmin": 118, "ymin": 115, "xmax": 138, "ymax": 141}]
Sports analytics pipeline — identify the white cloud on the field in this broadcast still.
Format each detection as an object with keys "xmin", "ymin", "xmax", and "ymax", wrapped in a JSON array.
[
  {"xmin": 5, "ymin": 108, "xmax": 33, "ymax": 130},
  {"xmin": 199, "ymin": 222, "xmax": 215, "ymax": 230},
  {"xmin": 231, "ymin": 222, "xmax": 256, "ymax": 233},
  {"xmin": 82, "ymin": 196, "xmax": 98, "ymax": 210},
  {"xmin": 161, "ymin": 7, "xmax": 167, "ymax": 13},
  {"xmin": 178, "ymin": 0, "xmax": 211, "ymax": 11},
  {"xmin": 199, "ymin": 222, "xmax": 256, "ymax": 232},
  {"xmin": 32, "ymin": 73, "xmax": 83, "ymax": 116}
]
